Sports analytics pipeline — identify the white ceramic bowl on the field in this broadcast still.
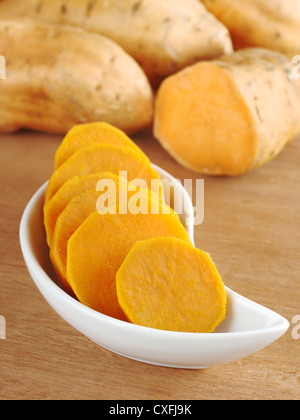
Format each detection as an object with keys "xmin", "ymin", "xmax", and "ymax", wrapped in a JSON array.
[{"xmin": 19, "ymin": 165, "xmax": 289, "ymax": 369}]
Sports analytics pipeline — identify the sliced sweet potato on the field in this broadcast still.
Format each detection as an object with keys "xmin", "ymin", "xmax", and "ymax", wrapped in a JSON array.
[
  {"xmin": 44, "ymin": 171, "xmax": 127, "ymax": 246},
  {"xmin": 45, "ymin": 143, "xmax": 162, "ymax": 202},
  {"xmin": 51, "ymin": 186, "xmax": 173, "ymax": 294},
  {"xmin": 50, "ymin": 189, "xmax": 101, "ymax": 294},
  {"xmin": 54, "ymin": 122, "xmax": 146, "ymax": 168},
  {"xmin": 66, "ymin": 206, "xmax": 191, "ymax": 320},
  {"xmin": 116, "ymin": 237, "xmax": 226, "ymax": 332}
]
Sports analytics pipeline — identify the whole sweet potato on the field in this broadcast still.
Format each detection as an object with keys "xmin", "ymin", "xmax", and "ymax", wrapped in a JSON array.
[
  {"xmin": 201, "ymin": 0, "xmax": 300, "ymax": 58},
  {"xmin": 0, "ymin": 19, "xmax": 153, "ymax": 134},
  {"xmin": 0, "ymin": 0, "xmax": 233, "ymax": 85}
]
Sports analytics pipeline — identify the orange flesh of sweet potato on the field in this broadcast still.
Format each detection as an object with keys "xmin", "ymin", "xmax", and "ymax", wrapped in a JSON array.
[
  {"xmin": 116, "ymin": 237, "xmax": 226, "ymax": 332},
  {"xmin": 154, "ymin": 48, "xmax": 300, "ymax": 176},
  {"xmin": 50, "ymin": 189, "xmax": 102, "ymax": 294},
  {"xmin": 54, "ymin": 122, "xmax": 146, "ymax": 168},
  {"xmin": 44, "ymin": 171, "xmax": 126, "ymax": 246},
  {"xmin": 51, "ymin": 186, "xmax": 173, "ymax": 294},
  {"xmin": 45, "ymin": 143, "xmax": 162, "ymax": 202},
  {"xmin": 66, "ymin": 206, "xmax": 191, "ymax": 321},
  {"xmin": 154, "ymin": 61, "xmax": 257, "ymax": 176}
]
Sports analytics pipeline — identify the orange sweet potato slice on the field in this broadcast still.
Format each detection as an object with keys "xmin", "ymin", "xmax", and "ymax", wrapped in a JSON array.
[
  {"xmin": 44, "ymin": 171, "xmax": 128, "ymax": 246},
  {"xmin": 45, "ymin": 143, "xmax": 162, "ymax": 203},
  {"xmin": 116, "ymin": 237, "xmax": 227, "ymax": 332},
  {"xmin": 54, "ymin": 122, "xmax": 147, "ymax": 168},
  {"xmin": 66, "ymin": 205, "xmax": 191, "ymax": 321},
  {"xmin": 51, "ymin": 186, "xmax": 173, "ymax": 295}
]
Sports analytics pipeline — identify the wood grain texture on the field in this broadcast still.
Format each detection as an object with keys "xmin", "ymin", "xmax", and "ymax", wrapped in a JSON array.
[{"xmin": 0, "ymin": 130, "xmax": 299, "ymax": 400}]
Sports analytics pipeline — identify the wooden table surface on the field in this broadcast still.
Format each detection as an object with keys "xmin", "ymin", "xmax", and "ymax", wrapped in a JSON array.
[{"xmin": 0, "ymin": 129, "xmax": 299, "ymax": 400}]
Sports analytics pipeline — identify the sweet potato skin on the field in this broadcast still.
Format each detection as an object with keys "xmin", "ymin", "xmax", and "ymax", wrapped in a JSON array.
[
  {"xmin": 0, "ymin": 18, "xmax": 153, "ymax": 134},
  {"xmin": 0, "ymin": 0, "xmax": 233, "ymax": 85},
  {"xmin": 201, "ymin": 0, "xmax": 300, "ymax": 58},
  {"xmin": 216, "ymin": 49, "xmax": 300, "ymax": 171},
  {"xmin": 154, "ymin": 48, "xmax": 300, "ymax": 175}
]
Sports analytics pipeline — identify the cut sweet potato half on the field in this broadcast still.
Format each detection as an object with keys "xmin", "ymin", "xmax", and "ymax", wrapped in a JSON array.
[
  {"xmin": 54, "ymin": 122, "xmax": 146, "ymax": 168},
  {"xmin": 154, "ymin": 49, "xmax": 300, "ymax": 175},
  {"xmin": 154, "ymin": 61, "xmax": 257, "ymax": 175},
  {"xmin": 116, "ymin": 237, "xmax": 226, "ymax": 332},
  {"xmin": 66, "ymin": 206, "xmax": 191, "ymax": 320},
  {"xmin": 45, "ymin": 143, "xmax": 162, "ymax": 203}
]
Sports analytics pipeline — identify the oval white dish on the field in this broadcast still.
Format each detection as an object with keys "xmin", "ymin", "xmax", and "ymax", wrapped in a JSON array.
[{"xmin": 19, "ymin": 164, "xmax": 289, "ymax": 369}]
